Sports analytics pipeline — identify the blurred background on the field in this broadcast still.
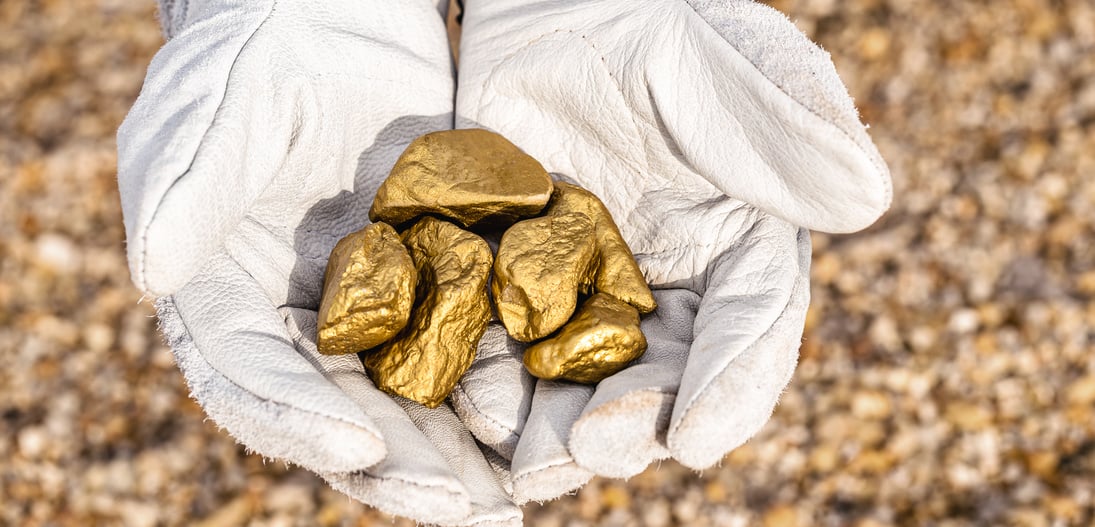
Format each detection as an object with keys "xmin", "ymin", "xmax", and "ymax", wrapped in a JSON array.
[{"xmin": 2, "ymin": 0, "xmax": 1093, "ymax": 525}]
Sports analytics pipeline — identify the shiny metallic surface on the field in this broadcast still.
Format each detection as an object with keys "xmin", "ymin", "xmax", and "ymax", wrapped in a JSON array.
[
  {"xmin": 363, "ymin": 217, "xmax": 493, "ymax": 408},
  {"xmin": 493, "ymin": 211, "xmax": 598, "ymax": 342},
  {"xmin": 316, "ymin": 222, "xmax": 416, "ymax": 355},
  {"xmin": 369, "ymin": 128, "xmax": 553, "ymax": 228},
  {"xmin": 547, "ymin": 182, "xmax": 657, "ymax": 314},
  {"xmin": 523, "ymin": 293, "xmax": 647, "ymax": 383}
]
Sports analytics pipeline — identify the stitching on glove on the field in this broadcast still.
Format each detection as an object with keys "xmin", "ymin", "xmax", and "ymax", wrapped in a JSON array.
[
  {"xmin": 573, "ymin": 388, "xmax": 677, "ymax": 428},
  {"xmin": 138, "ymin": 0, "xmax": 280, "ymax": 293},
  {"xmin": 478, "ymin": 28, "xmax": 636, "ymax": 135},
  {"xmin": 452, "ymin": 384, "xmax": 521, "ymax": 444},
  {"xmin": 666, "ymin": 230, "xmax": 807, "ymax": 439},
  {"xmin": 632, "ymin": 238, "xmax": 734, "ymax": 263},
  {"xmin": 320, "ymin": 472, "xmax": 474, "ymax": 521},
  {"xmin": 338, "ymin": 471, "xmax": 467, "ymax": 496},
  {"xmin": 511, "ymin": 459, "xmax": 582, "ymax": 488},
  {"xmin": 480, "ymin": 29, "xmax": 627, "ymax": 102},
  {"xmin": 479, "ymin": 28, "xmax": 559, "ymax": 105},
  {"xmin": 680, "ymin": 1, "xmax": 892, "ymax": 204},
  {"xmin": 465, "ymin": 514, "xmax": 522, "ymax": 527},
  {"xmin": 630, "ymin": 200, "xmax": 761, "ymax": 266}
]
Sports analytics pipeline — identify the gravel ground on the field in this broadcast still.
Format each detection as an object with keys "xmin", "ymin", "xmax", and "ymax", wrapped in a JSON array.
[{"xmin": 2, "ymin": 1, "xmax": 1094, "ymax": 526}]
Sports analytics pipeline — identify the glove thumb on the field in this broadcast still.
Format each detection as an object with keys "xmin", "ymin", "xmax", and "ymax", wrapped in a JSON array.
[
  {"xmin": 649, "ymin": 0, "xmax": 891, "ymax": 233},
  {"xmin": 118, "ymin": 1, "xmax": 294, "ymax": 296}
]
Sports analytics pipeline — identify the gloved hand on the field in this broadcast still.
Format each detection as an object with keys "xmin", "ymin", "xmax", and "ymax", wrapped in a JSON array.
[
  {"xmin": 118, "ymin": 1, "xmax": 520, "ymax": 524},
  {"xmin": 449, "ymin": 0, "xmax": 892, "ymax": 503}
]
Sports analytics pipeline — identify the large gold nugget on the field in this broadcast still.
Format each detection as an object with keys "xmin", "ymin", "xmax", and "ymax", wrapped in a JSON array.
[
  {"xmin": 369, "ymin": 129, "xmax": 554, "ymax": 228},
  {"xmin": 524, "ymin": 294, "xmax": 647, "ymax": 383},
  {"xmin": 317, "ymin": 223, "xmax": 416, "ymax": 355},
  {"xmin": 547, "ymin": 182, "xmax": 657, "ymax": 314},
  {"xmin": 493, "ymin": 212, "xmax": 598, "ymax": 342},
  {"xmin": 363, "ymin": 217, "xmax": 493, "ymax": 408}
]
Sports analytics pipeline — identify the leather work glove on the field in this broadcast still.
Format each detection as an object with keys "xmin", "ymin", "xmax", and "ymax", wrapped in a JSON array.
[
  {"xmin": 450, "ymin": 0, "xmax": 892, "ymax": 503},
  {"xmin": 118, "ymin": 1, "xmax": 521, "ymax": 524}
]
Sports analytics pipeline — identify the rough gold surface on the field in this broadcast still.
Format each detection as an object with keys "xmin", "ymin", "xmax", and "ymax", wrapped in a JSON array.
[
  {"xmin": 316, "ymin": 223, "xmax": 416, "ymax": 355},
  {"xmin": 493, "ymin": 211, "xmax": 598, "ymax": 342},
  {"xmin": 363, "ymin": 217, "xmax": 493, "ymax": 408},
  {"xmin": 524, "ymin": 294, "xmax": 647, "ymax": 383},
  {"xmin": 369, "ymin": 129, "xmax": 553, "ymax": 228},
  {"xmin": 547, "ymin": 182, "xmax": 657, "ymax": 314}
]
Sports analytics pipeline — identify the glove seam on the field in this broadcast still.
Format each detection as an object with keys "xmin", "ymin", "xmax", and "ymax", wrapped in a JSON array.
[
  {"xmin": 334, "ymin": 472, "xmax": 466, "ymax": 496},
  {"xmin": 476, "ymin": 29, "xmax": 557, "ymax": 123},
  {"xmin": 571, "ymin": 388, "xmax": 676, "ymax": 446},
  {"xmin": 572, "ymin": 388, "xmax": 676, "ymax": 428},
  {"xmin": 138, "ymin": 0, "xmax": 280, "ymax": 293},
  {"xmin": 320, "ymin": 472, "xmax": 472, "ymax": 524},
  {"xmin": 633, "ymin": 239, "xmax": 736, "ymax": 259},
  {"xmin": 452, "ymin": 385, "xmax": 521, "ymax": 447},
  {"xmin": 667, "ymin": 228, "xmax": 807, "ymax": 439},
  {"xmin": 478, "ymin": 28, "xmax": 640, "ymax": 136},
  {"xmin": 465, "ymin": 516, "xmax": 521, "ymax": 527},
  {"xmin": 680, "ymin": 0, "xmax": 892, "ymax": 208},
  {"xmin": 511, "ymin": 459, "xmax": 579, "ymax": 488}
]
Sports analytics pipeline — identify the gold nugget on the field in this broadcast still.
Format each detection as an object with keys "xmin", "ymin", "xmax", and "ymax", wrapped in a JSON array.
[
  {"xmin": 369, "ymin": 129, "xmax": 553, "ymax": 228},
  {"xmin": 523, "ymin": 293, "xmax": 647, "ymax": 383},
  {"xmin": 493, "ymin": 211, "xmax": 598, "ymax": 342},
  {"xmin": 547, "ymin": 182, "xmax": 657, "ymax": 314},
  {"xmin": 363, "ymin": 217, "xmax": 493, "ymax": 407},
  {"xmin": 317, "ymin": 222, "xmax": 416, "ymax": 355}
]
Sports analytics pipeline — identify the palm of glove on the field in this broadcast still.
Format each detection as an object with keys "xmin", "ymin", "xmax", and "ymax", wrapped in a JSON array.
[{"xmin": 448, "ymin": 0, "xmax": 890, "ymax": 501}]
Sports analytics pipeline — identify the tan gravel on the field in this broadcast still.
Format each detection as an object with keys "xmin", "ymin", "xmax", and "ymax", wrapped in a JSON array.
[{"xmin": 2, "ymin": 0, "xmax": 1093, "ymax": 526}]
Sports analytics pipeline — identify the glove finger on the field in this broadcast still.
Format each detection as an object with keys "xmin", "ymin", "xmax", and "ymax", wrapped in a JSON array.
[
  {"xmin": 667, "ymin": 220, "xmax": 811, "ymax": 469},
  {"xmin": 451, "ymin": 323, "xmax": 535, "ymax": 460},
  {"xmin": 568, "ymin": 289, "xmax": 700, "ymax": 478},
  {"xmin": 323, "ymin": 403, "xmax": 522, "ymax": 527},
  {"xmin": 648, "ymin": 0, "xmax": 891, "ymax": 233},
  {"xmin": 281, "ymin": 308, "xmax": 519, "ymax": 526},
  {"xmin": 510, "ymin": 380, "xmax": 594, "ymax": 504},
  {"xmin": 162, "ymin": 252, "xmax": 386, "ymax": 474},
  {"xmin": 480, "ymin": 442, "xmax": 515, "ymax": 497},
  {"xmin": 281, "ymin": 308, "xmax": 468, "ymax": 522},
  {"xmin": 393, "ymin": 401, "xmax": 521, "ymax": 527}
]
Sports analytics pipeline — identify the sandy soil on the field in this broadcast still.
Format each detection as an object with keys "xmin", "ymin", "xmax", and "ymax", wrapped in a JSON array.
[{"xmin": 2, "ymin": 1, "xmax": 1093, "ymax": 525}]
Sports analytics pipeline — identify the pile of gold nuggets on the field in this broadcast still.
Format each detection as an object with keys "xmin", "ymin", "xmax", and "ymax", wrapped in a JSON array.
[{"xmin": 317, "ymin": 129, "xmax": 656, "ymax": 408}]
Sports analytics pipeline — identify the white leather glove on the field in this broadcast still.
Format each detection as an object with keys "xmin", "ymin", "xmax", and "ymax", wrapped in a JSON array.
[
  {"xmin": 450, "ymin": 0, "xmax": 892, "ymax": 503},
  {"xmin": 119, "ymin": 1, "xmax": 520, "ymax": 524}
]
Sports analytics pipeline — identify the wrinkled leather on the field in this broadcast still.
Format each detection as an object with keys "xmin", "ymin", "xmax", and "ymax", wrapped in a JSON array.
[
  {"xmin": 452, "ymin": 0, "xmax": 890, "ymax": 502},
  {"xmin": 120, "ymin": 0, "xmax": 892, "ymax": 520},
  {"xmin": 121, "ymin": 0, "xmax": 520, "ymax": 524}
]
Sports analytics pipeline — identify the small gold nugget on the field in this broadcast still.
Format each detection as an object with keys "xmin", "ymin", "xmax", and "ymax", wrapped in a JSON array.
[
  {"xmin": 369, "ymin": 129, "xmax": 553, "ymax": 228},
  {"xmin": 363, "ymin": 217, "xmax": 493, "ymax": 407},
  {"xmin": 493, "ymin": 211, "xmax": 598, "ymax": 342},
  {"xmin": 317, "ymin": 222, "xmax": 416, "ymax": 355},
  {"xmin": 547, "ymin": 182, "xmax": 657, "ymax": 314},
  {"xmin": 524, "ymin": 293, "xmax": 647, "ymax": 383}
]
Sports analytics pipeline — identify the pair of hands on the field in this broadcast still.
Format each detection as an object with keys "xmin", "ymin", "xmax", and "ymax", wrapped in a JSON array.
[{"xmin": 118, "ymin": 0, "xmax": 891, "ymax": 524}]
